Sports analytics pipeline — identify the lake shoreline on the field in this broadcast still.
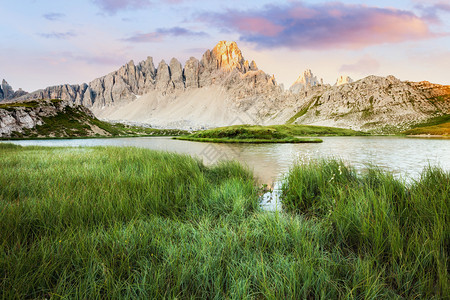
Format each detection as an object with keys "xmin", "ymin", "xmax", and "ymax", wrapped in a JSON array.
[
  {"xmin": 174, "ymin": 136, "xmax": 323, "ymax": 143},
  {"xmin": 1, "ymin": 135, "xmax": 449, "ymax": 185}
]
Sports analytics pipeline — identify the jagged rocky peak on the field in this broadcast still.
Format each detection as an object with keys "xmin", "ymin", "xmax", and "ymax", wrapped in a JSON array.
[
  {"xmin": 1, "ymin": 79, "xmax": 14, "ymax": 100},
  {"xmin": 212, "ymin": 41, "xmax": 245, "ymax": 71},
  {"xmin": 289, "ymin": 69, "xmax": 320, "ymax": 93},
  {"xmin": 335, "ymin": 75, "xmax": 354, "ymax": 86},
  {"xmin": 295, "ymin": 69, "xmax": 320, "ymax": 86},
  {"xmin": 250, "ymin": 60, "xmax": 258, "ymax": 71},
  {"xmin": 169, "ymin": 58, "xmax": 184, "ymax": 90},
  {"xmin": 155, "ymin": 59, "xmax": 172, "ymax": 91},
  {"xmin": 184, "ymin": 57, "xmax": 200, "ymax": 88},
  {"xmin": 138, "ymin": 56, "xmax": 156, "ymax": 77},
  {"xmin": 0, "ymin": 79, "xmax": 28, "ymax": 101},
  {"xmin": 201, "ymin": 41, "xmax": 247, "ymax": 73}
]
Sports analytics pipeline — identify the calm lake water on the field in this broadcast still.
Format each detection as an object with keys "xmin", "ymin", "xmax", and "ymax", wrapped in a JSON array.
[{"xmin": 2, "ymin": 136, "xmax": 449, "ymax": 185}]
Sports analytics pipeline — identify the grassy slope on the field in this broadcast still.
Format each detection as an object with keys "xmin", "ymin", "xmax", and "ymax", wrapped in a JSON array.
[
  {"xmin": 175, "ymin": 124, "xmax": 364, "ymax": 143},
  {"xmin": 402, "ymin": 114, "xmax": 450, "ymax": 136},
  {"xmin": 1, "ymin": 100, "xmax": 187, "ymax": 139},
  {"xmin": 286, "ymin": 97, "xmax": 319, "ymax": 125},
  {"xmin": 0, "ymin": 144, "xmax": 448, "ymax": 298}
]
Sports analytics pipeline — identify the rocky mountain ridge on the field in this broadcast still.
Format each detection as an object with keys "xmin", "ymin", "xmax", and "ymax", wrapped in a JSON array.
[
  {"xmin": 0, "ymin": 79, "xmax": 28, "ymax": 101},
  {"xmin": 17, "ymin": 41, "xmax": 276, "ymax": 109},
  {"xmin": 286, "ymin": 75, "xmax": 450, "ymax": 132},
  {"xmin": 12, "ymin": 41, "xmax": 450, "ymax": 131}
]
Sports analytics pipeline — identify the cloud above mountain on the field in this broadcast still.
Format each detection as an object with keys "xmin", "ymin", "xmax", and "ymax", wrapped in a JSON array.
[
  {"xmin": 201, "ymin": 2, "xmax": 442, "ymax": 50},
  {"xmin": 43, "ymin": 13, "xmax": 65, "ymax": 21},
  {"xmin": 38, "ymin": 31, "xmax": 77, "ymax": 40},
  {"xmin": 92, "ymin": 0, "xmax": 151, "ymax": 14},
  {"xmin": 123, "ymin": 27, "xmax": 208, "ymax": 43}
]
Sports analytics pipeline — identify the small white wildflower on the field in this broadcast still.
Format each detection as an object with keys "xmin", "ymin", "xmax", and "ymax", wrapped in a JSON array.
[{"xmin": 328, "ymin": 173, "xmax": 335, "ymax": 183}]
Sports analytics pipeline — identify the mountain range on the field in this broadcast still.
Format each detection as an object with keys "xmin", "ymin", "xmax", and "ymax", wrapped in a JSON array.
[{"xmin": 5, "ymin": 41, "xmax": 450, "ymax": 131}]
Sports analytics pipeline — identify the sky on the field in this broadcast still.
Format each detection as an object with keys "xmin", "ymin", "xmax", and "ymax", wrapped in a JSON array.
[{"xmin": 0, "ymin": 0, "xmax": 449, "ymax": 92}]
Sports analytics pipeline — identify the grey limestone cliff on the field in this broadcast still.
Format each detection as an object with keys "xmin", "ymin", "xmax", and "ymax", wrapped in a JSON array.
[{"xmin": 0, "ymin": 79, "xmax": 28, "ymax": 101}]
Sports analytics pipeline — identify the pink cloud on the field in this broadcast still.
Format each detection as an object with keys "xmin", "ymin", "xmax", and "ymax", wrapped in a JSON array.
[
  {"xmin": 234, "ymin": 17, "xmax": 284, "ymax": 37},
  {"xmin": 201, "ymin": 2, "xmax": 444, "ymax": 50}
]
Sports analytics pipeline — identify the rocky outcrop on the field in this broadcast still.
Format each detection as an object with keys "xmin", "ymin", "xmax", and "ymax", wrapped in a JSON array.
[
  {"xmin": 335, "ymin": 75, "xmax": 354, "ymax": 86},
  {"xmin": 0, "ymin": 79, "xmax": 28, "ymax": 101},
  {"xmin": 0, "ymin": 108, "xmax": 41, "ymax": 136},
  {"xmin": 0, "ymin": 80, "xmax": 14, "ymax": 100},
  {"xmin": 155, "ymin": 60, "xmax": 173, "ymax": 92},
  {"xmin": 1, "ymin": 100, "xmax": 62, "ymax": 137},
  {"xmin": 0, "ymin": 100, "xmax": 106, "ymax": 138},
  {"xmin": 289, "ymin": 69, "xmax": 322, "ymax": 93},
  {"xmin": 406, "ymin": 81, "xmax": 450, "ymax": 112},
  {"xmin": 184, "ymin": 57, "xmax": 200, "ymax": 89},
  {"xmin": 169, "ymin": 58, "xmax": 184, "ymax": 90}
]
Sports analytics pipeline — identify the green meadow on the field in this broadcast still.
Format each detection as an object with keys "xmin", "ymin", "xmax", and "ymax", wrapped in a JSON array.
[
  {"xmin": 174, "ymin": 124, "xmax": 365, "ymax": 143},
  {"xmin": 0, "ymin": 144, "xmax": 448, "ymax": 298}
]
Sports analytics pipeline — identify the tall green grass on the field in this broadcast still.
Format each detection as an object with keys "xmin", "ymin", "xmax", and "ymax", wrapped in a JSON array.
[
  {"xmin": 282, "ymin": 159, "xmax": 449, "ymax": 298},
  {"xmin": 0, "ymin": 144, "xmax": 448, "ymax": 298}
]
